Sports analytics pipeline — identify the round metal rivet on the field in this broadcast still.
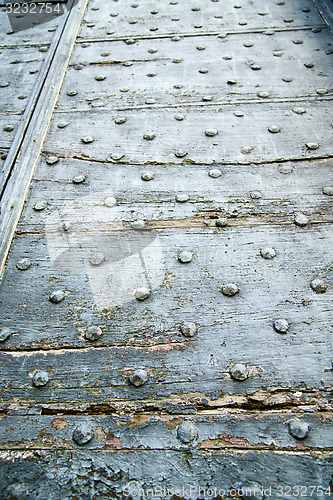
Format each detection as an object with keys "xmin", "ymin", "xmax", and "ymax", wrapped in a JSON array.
[
  {"xmin": 202, "ymin": 95, "xmax": 212, "ymax": 101},
  {"xmin": 73, "ymin": 424, "xmax": 94, "ymax": 445},
  {"xmin": 222, "ymin": 55, "xmax": 232, "ymax": 60},
  {"xmin": 115, "ymin": 117, "xmax": 126, "ymax": 124},
  {"xmin": 180, "ymin": 322, "xmax": 197, "ymax": 337},
  {"xmin": 177, "ymin": 421, "xmax": 199, "ymax": 443},
  {"xmin": 0, "ymin": 82, "xmax": 10, "ymax": 87},
  {"xmin": 174, "ymin": 149, "xmax": 188, "ymax": 158},
  {"xmin": 141, "ymin": 171, "xmax": 154, "ymax": 181},
  {"xmin": 192, "ymin": 7, "xmax": 200, "ymax": 11},
  {"xmin": 221, "ymin": 283, "xmax": 239, "ymax": 296},
  {"xmin": 241, "ymin": 146, "xmax": 253, "ymax": 154},
  {"xmin": 125, "ymin": 38, "xmax": 136, "ymax": 45},
  {"xmin": 34, "ymin": 200, "xmax": 47, "ymax": 211},
  {"xmin": 147, "ymin": 72, "xmax": 157, "ymax": 77},
  {"xmin": 316, "ymin": 88, "xmax": 328, "ymax": 95},
  {"xmin": 129, "ymin": 369, "xmax": 148, "ymax": 387},
  {"xmin": 143, "ymin": 133, "xmax": 155, "ymax": 140},
  {"xmin": 273, "ymin": 318, "xmax": 289, "ymax": 333},
  {"xmin": 205, "ymin": 129, "xmax": 218, "ymax": 137},
  {"xmin": 304, "ymin": 62, "xmax": 314, "ymax": 68},
  {"xmin": 282, "ymin": 76, "xmax": 293, "ymax": 82},
  {"xmin": 49, "ymin": 290, "xmax": 65, "ymax": 304},
  {"xmin": 18, "ymin": 94, "xmax": 27, "ymax": 100},
  {"xmin": 173, "ymin": 84, "xmax": 184, "ymax": 89},
  {"xmin": 251, "ymin": 64, "xmax": 261, "ymax": 70},
  {"xmin": 16, "ymin": 258, "xmax": 31, "ymax": 271},
  {"xmin": 89, "ymin": 253, "xmax": 105, "ymax": 266},
  {"xmin": 244, "ymin": 42, "xmax": 254, "ymax": 47},
  {"xmin": 85, "ymin": 325, "xmax": 103, "ymax": 341},
  {"xmin": 293, "ymin": 39, "xmax": 303, "ymax": 44},
  {"xmin": 273, "ymin": 51, "xmax": 283, "ymax": 57},
  {"xmin": 258, "ymin": 91, "xmax": 270, "ymax": 98},
  {"xmin": 46, "ymin": 155, "xmax": 59, "ymax": 165},
  {"xmin": 145, "ymin": 98, "xmax": 156, "ymax": 105},
  {"xmin": 178, "ymin": 251, "xmax": 193, "ymax": 263},
  {"xmin": 174, "ymin": 113, "xmax": 185, "ymax": 121},
  {"xmin": 227, "ymin": 79, "xmax": 237, "ymax": 85},
  {"xmin": 67, "ymin": 90, "xmax": 78, "ymax": 96},
  {"xmin": 131, "ymin": 220, "xmax": 147, "ymax": 230},
  {"xmin": 0, "ymin": 327, "xmax": 12, "ymax": 342},
  {"xmin": 120, "ymin": 87, "xmax": 129, "ymax": 92},
  {"xmin": 176, "ymin": 193, "xmax": 190, "ymax": 203},
  {"xmin": 199, "ymin": 68, "xmax": 209, "ymax": 74},
  {"xmin": 260, "ymin": 247, "xmax": 276, "ymax": 259},
  {"xmin": 32, "ymin": 371, "xmax": 49, "ymax": 387},
  {"xmin": 294, "ymin": 213, "xmax": 309, "ymax": 226},
  {"xmin": 230, "ymin": 363, "xmax": 248, "ymax": 381},
  {"xmin": 95, "ymin": 75, "xmax": 106, "ymax": 81},
  {"xmin": 101, "ymin": 52, "xmax": 110, "ymax": 56},
  {"xmin": 148, "ymin": 48, "xmax": 157, "ymax": 54},
  {"xmin": 289, "ymin": 419, "xmax": 309, "ymax": 439},
  {"xmin": 305, "ymin": 142, "xmax": 319, "ymax": 150},
  {"xmin": 279, "ymin": 165, "xmax": 293, "ymax": 174},
  {"xmin": 3, "ymin": 125, "xmax": 14, "ymax": 132},
  {"xmin": 292, "ymin": 107, "xmax": 306, "ymax": 114},
  {"xmin": 73, "ymin": 174, "xmax": 86, "ymax": 184},
  {"xmin": 104, "ymin": 196, "xmax": 117, "ymax": 207},
  {"xmin": 135, "ymin": 287, "xmax": 151, "ymax": 300},
  {"xmin": 234, "ymin": 111, "xmax": 244, "ymax": 117},
  {"xmin": 196, "ymin": 45, "xmax": 205, "ymax": 50},
  {"xmin": 208, "ymin": 168, "xmax": 222, "ymax": 178},
  {"xmin": 250, "ymin": 190, "xmax": 262, "ymax": 199},
  {"xmin": 81, "ymin": 137, "xmax": 94, "ymax": 144},
  {"xmin": 310, "ymin": 279, "xmax": 328, "ymax": 293},
  {"xmin": 172, "ymin": 36, "xmax": 181, "ymax": 41},
  {"xmin": 218, "ymin": 33, "xmax": 227, "ymax": 39},
  {"xmin": 57, "ymin": 121, "xmax": 68, "ymax": 128},
  {"xmin": 216, "ymin": 218, "xmax": 228, "ymax": 227},
  {"xmin": 322, "ymin": 186, "xmax": 333, "ymax": 196},
  {"xmin": 268, "ymin": 125, "xmax": 281, "ymax": 133}
]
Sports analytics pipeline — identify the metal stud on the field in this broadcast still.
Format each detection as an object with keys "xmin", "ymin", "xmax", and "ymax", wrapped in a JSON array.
[
  {"xmin": 294, "ymin": 213, "xmax": 309, "ymax": 226},
  {"xmin": 199, "ymin": 68, "xmax": 209, "ymax": 74},
  {"xmin": 177, "ymin": 420, "xmax": 199, "ymax": 443},
  {"xmin": 273, "ymin": 51, "xmax": 283, "ymax": 57},
  {"xmin": 250, "ymin": 190, "xmax": 262, "ymax": 199},
  {"xmin": 268, "ymin": 125, "xmax": 281, "ymax": 133},
  {"xmin": 46, "ymin": 155, "xmax": 59, "ymax": 165},
  {"xmin": 89, "ymin": 253, "xmax": 105, "ymax": 266},
  {"xmin": 178, "ymin": 251, "xmax": 193, "ymax": 263},
  {"xmin": 304, "ymin": 62, "xmax": 314, "ymax": 68},
  {"xmin": 81, "ymin": 136, "xmax": 94, "ymax": 144},
  {"xmin": 129, "ymin": 369, "xmax": 148, "ymax": 387},
  {"xmin": 67, "ymin": 90, "xmax": 78, "ymax": 96},
  {"xmin": 141, "ymin": 171, "xmax": 154, "ymax": 181},
  {"xmin": 16, "ymin": 258, "xmax": 31, "ymax": 270},
  {"xmin": 180, "ymin": 322, "xmax": 197, "ymax": 337},
  {"xmin": 176, "ymin": 193, "xmax": 190, "ymax": 203},
  {"xmin": 208, "ymin": 168, "xmax": 222, "ymax": 178},
  {"xmin": 305, "ymin": 142, "xmax": 319, "ymax": 150},
  {"xmin": 3, "ymin": 125, "xmax": 14, "ymax": 132},
  {"xmin": 0, "ymin": 327, "xmax": 12, "ymax": 342},
  {"xmin": 310, "ymin": 279, "xmax": 328, "ymax": 293},
  {"xmin": 221, "ymin": 283, "xmax": 239, "ymax": 296},
  {"xmin": 260, "ymin": 247, "xmax": 276, "ymax": 259},
  {"xmin": 230, "ymin": 363, "xmax": 248, "ymax": 381},
  {"xmin": 73, "ymin": 423, "xmax": 94, "ymax": 445},
  {"xmin": 135, "ymin": 287, "xmax": 151, "ymax": 300},
  {"xmin": 115, "ymin": 117, "xmax": 126, "ymax": 124},
  {"xmin": 244, "ymin": 42, "xmax": 253, "ymax": 47},
  {"xmin": 49, "ymin": 290, "xmax": 65, "ymax": 303},
  {"xmin": 316, "ymin": 88, "xmax": 328, "ymax": 95},
  {"xmin": 292, "ymin": 107, "xmax": 306, "ymax": 115},
  {"xmin": 73, "ymin": 174, "xmax": 86, "ymax": 184},
  {"xmin": 202, "ymin": 95, "xmax": 212, "ymax": 101},
  {"xmin": 289, "ymin": 419, "xmax": 309, "ymax": 439},
  {"xmin": 196, "ymin": 45, "xmax": 205, "ymax": 50},
  {"xmin": 234, "ymin": 111, "xmax": 244, "ymax": 117},
  {"xmin": 323, "ymin": 186, "xmax": 333, "ymax": 196},
  {"xmin": 215, "ymin": 218, "xmax": 228, "ymax": 227},
  {"xmin": 143, "ymin": 133, "xmax": 156, "ymax": 140},
  {"xmin": 174, "ymin": 149, "xmax": 188, "ymax": 158},
  {"xmin": 32, "ymin": 371, "xmax": 49, "ymax": 387},
  {"xmin": 282, "ymin": 76, "xmax": 293, "ymax": 82},
  {"xmin": 174, "ymin": 113, "xmax": 185, "ymax": 121},
  {"xmin": 241, "ymin": 146, "xmax": 253, "ymax": 154},
  {"xmin": 258, "ymin": 91, "xmax": 270, "ymax": 98},
  {"xmin": 273, "ymin": 318, "xmax": 289, "ymax": 333},
  {"xmin": 104, "ymin": 196, "xmax": 117, "ymax": 207},
  {"xmin": 251, "ymin": 64, "xmax": 261, "ymax": 70},
  {"xmin": 95, "ymin": 75, "xmax": 106, "ymax": 81},
  {"xmin": 85, "ymin": 325, "xmax": 103, "ymax": 341}
]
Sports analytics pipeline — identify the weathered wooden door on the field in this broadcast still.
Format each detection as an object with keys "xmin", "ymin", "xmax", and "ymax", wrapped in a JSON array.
[{"xmin": 0, "ymin": 0, "xmax": 332, "ymax": 498}]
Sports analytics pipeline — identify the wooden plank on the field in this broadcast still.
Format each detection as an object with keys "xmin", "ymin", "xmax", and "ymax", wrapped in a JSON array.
[
  {"xmin": 0, "ymin": 0, "xmax": 89, "ymax": 277},
  {"xmin": 0, "ymin": 449, "xmax": 332, "ymax": 499},
  {"xmin": 42, "ymin": 101, "xmax": 333, "ymax": 164},
  {"xmin": 77, "ymin": 0, "xmax": 325, "ymax": 40},
  {"xmin": 54, "ymin": 29, "xmax": 333, "ymax": 111},
  {"xmin": 0, "ymin": 412, "xmax": 332, "ymax": 451}
]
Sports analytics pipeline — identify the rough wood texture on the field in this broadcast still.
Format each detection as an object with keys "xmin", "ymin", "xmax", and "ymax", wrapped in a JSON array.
[{"xmin": 0, "ymin": 0, "xmax": 332, "ymax": 498}]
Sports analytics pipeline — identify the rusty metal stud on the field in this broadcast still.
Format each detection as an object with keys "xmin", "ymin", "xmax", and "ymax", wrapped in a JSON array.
[
  {"xmin": 0, "ymin": 327, "xmax": 12, "ymax": 342},
  {"xmin": 81, "ymin": 136, "xmax": 94, "ymax": 144},
  {"xmin": 208, "ymin": 168, "xmax": 222, "ymax": 178},
  {"xmin": 323, "ymin": 186, "xmax": 333, "ymax": 196},
  {"xmin": 73, "ymin": 423, "xmax": 94, "ymax": 445},
  {"xmin": 32, "ymin": 371, "xmax": 49, "ymax": 387},
  {"xmin": 85, "ymin": 325, "xmax": 102, "ymax": 341},
  {"xmin": 180, "ymin": 322, "xmax": 198, "ymax": 337},
  {"xmin": 178, "ymin": 251, "xmax": 193, "ymax": 263},
  {"xmin": 260, "ymin": 247, "xmax": 276, "ymax": 259},
  {"xmin": 221, "ymin": 283, "xmax": 239, "ymax": 296},
  {"xmin": 176, "ymin": 193, "xmax": 190, "ymax": 203},
  {"xmin": 135, "ymin": 287, "xmax": 151, "ymax": 300},
  {"xmin": 310, "ymin": 279, "xmax": 328, "ymax": 293},
  {"xmin": 305, "ymin": 142, "xmax": 319, "ymax": 150},
  {"xmin": 273, "ymin": 318, "xmax": 289, "ymax": 333},
  {"xmin": 143, "ymin": 133, "xmax": 155, "ymax": 140},
  {"xmin": 129, "ymin": 369, "xmax": 148, "ymax": 387},
  {"xmin": 230, "ymin": 363, "xmax": 248, "ymax": 381},
  {"xmin": 177, "ymin": 420, "xmax": 199, "ymax": 443},
  {"xmin": 268, "ymin": 125, "xmax": 281, "ymax": 133},
  {"xmin": 46, "ymin": 155, "xmax": 59, "ymax": 165},
  {"xmin": 49, "ymin": 290, "xmax": 65, "ymax": 304},
  {"xmin": 16, "ymin": 258, "xmax": 31, "ymax": 271},
  {"xmin": 141, "ymin": 171, "xmax": 154, "ymax": 181},
  {"xmin": 89, "ymin": 253, "xmax": 105, "ymax": 266},
  {"xmin": 289, "ymin": 419, "xmax": 309, "ymax": 439},
  {"xmin": 215, "ymin": 218, "xmax": 228, "ymax": 228},
  {"xmin": 294, "ymin": 213, "xmax": 309, "ymax": 226}
]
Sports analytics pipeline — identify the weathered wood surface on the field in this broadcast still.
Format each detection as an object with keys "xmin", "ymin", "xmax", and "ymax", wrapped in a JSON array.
[{"xmin": 0, "ymin": 0, "xmax": 333, "ymax": 498}]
